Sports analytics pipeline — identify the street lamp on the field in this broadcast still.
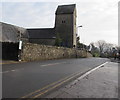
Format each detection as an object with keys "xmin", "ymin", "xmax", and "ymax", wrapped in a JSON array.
[
  {"xmin": 78, "ymin": 25, "xmax": 83, "ymax": 27},
  {"xmin": 77, "ymin": 25, "xmax": 82, "ymax": 37},
  {"xmin": 76, "ymin": 25, "xmax": 83, "ymax": 48}
]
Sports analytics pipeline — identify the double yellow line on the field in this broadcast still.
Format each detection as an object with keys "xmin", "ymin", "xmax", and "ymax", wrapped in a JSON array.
[
  {"xmin": 20, "ymin": 71, "xmax": 81, "ymax": 99},
  {"xmin": 19, "ymin": 62, "xmax": 108, "ymax": 100},
  {"xmin": 0, "ymin": 61, "xmax": 26, "ymax": 65}
]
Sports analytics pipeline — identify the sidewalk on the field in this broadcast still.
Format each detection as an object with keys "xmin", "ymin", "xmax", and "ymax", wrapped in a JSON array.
[
  {"xmin": 110, "ymin": 58, "xmax": 120, "ymax": 63},
  {"xmin": 45, "ymin": 62, "xmax": 118, "ymax": 98}
]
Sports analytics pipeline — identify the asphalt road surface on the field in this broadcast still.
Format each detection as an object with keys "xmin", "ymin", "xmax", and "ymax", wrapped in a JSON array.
[
  {"xmin": 46, "ymin": 62, "xmax": 118, "ymax": 98},
  {"xmin": 2, "ymin": 57, "xmax": 109, "ymax": 98}
]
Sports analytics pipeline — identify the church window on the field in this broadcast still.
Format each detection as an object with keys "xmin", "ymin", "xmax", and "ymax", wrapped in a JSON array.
[{"xmin": 62, "ymin": 20, "xmax": 66, "ymax": 23}]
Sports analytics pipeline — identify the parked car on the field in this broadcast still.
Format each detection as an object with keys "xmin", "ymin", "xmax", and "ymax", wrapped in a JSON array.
[{"xmin": 117, "ymin": 50, "xmax": 120, "ymax": 60}]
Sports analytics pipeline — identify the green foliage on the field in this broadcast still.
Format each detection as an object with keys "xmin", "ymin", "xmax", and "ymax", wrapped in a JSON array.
[
  {"xmin": 92, "ymin": 52, "xmax": 100, "ymax": 57},
  {"xmin": 77, "ymin": 36, "xmax": 87, "ymax": 49},
  {"xmin": 77, "ymin": 42, "xmax": 87, "ymax": 49},
  {"xmin": 90, "ymin": 43, "xmax": 100, "ymax": 57},
  {"xmin": 54, "ymin": 33, "xmax": 62, "ymax": 46}
]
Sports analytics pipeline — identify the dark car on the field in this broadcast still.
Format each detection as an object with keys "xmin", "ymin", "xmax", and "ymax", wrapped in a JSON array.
[{"xmin": 117, "ymin": 50, "xmax": 120, "ymax": 60}]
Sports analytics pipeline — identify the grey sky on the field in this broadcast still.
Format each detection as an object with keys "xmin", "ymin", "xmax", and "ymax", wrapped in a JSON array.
[{"xmin": 1, "ymin": 0, "xmax": 119, "ymax": 45}]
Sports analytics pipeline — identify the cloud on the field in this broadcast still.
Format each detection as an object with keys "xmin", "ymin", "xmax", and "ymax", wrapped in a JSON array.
[
  {"xmin": 1, "ymin": 0, "xmax": 119, "ymax": 45},
  {"xmin": 2, "ymin": 2, "xmax": 58, "ymax": 28},
  {"xmin": 76, "ymin": 0, "xmax": 118, "ymax": 45},
  {"xmin": 0, "ymin": 3, "xmax": 2, "ymax": 20}
]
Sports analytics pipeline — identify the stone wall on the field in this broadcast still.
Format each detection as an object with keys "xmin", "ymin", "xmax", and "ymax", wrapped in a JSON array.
[{"xmin": 21, "ymin": 43, "xmax": 92, "ymax": 61}]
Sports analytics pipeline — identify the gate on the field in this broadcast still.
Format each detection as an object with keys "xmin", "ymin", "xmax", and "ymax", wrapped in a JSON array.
[{"xmin": 2, "ymin": 42, "xmax": 19, "ymax": 60}]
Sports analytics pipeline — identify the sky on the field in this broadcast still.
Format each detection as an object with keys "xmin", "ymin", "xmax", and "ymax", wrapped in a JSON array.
[{"xmin": 0, "ymin": 0, "xmax": 119, "ymax": 46}]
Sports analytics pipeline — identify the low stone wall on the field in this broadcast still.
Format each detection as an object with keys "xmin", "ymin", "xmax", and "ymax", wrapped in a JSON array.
[{"xmin": 21, "ymin": 43, "xmax": 92, "ymax": 61}]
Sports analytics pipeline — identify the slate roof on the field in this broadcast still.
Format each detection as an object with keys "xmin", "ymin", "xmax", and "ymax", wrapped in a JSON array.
[
  {"xmin": 0, "ymin": 22, "xmax": 29, "ymax": 42},
  {"xmin": 55, "ymin": 4, "xmax": 76, "ymax": 15},
  {"xmin": 27, "ymin": 28, "xmax": 55, "ymax": 39}
]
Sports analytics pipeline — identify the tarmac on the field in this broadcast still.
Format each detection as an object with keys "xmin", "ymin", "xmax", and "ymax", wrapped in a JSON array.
[{"xmin": 45, "ymin": 61, "xmax": 118, "ymax": 98}]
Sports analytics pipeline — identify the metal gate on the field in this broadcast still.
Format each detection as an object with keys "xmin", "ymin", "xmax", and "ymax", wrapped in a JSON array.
[{"xmin": 2, "ymin": 42, "xmax": 19, "ymax": 60}]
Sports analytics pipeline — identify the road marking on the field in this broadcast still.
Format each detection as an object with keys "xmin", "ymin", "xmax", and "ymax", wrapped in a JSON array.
[
  {"xmin": 41, "ymin": 62, "xmax": 66, "ymax": 67},
  {"xmin": 32, "ymin": 62, "xmax": 109, "ymax": 99},
  {"xmin": 19, "ymin": 61, "xmax": 108, "ymax": 99},
  {"xmin": 77, "ymin": 62, "xmax": 108, "ymax": 80},
  {"xmin": 20, "ymin": 71, "xmax": 79, "ymax": 99},
  {"xmin": 0, "ymin": 71, "xmax": 9, "ymax": 73},
  {"xmin": 11, "ymin": 70, "xmax": 16, "ymax": 72},
  {"xmin": 1, "ymin": 69, "xmax": 21, "ymax": 74},
  {"xmin": 0, "ymin": 61, "xmax": 27, "ymax": 65}
]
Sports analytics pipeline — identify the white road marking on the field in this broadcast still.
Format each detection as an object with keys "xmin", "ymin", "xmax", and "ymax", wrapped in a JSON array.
[
  {"xmin": 77, "ymin": 62, "xmax": 108, "ymax": 80},
  {"xmin": 1, "ymin": 68, "xmax": 25, "ymax": 74},
  {"xmin": 2, "ymin": 71, "xmax": 9, "ymax": 73},
  {"xmin": 11, "ymin": 70, "xmax": 16, "ymax": 72},
  {"xmin": 30, "ymin": 62, "xmax": 109, "ymax": 98},
  {"xmin": 41, "ymin": 62, "xmax": 66, "ymax": 67}
]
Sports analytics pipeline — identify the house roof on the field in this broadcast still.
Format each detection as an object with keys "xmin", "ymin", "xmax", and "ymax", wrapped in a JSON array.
[
  {"xmin": 55, "ymin": 4, "xmax": 76, "ymax": 15},
  {"xmin": 0, "ymin": 22, "xmax": 29, "ymax": 42},
  {"xmin": 27, "ymin": 28, "xmax": 55, "ymax": 39}
]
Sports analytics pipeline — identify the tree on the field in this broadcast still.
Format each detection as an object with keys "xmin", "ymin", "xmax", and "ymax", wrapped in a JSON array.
[
  {"xmin": 95, "ymin": 40, "xmax": 116, "ymax": 58},
  {"xmin": 54, "ymin": 33, "xmax": 62, "ymax": 46},
  {"xmin": 76, "ymin": 36, "xmax": 87, "ymax": 49},
  {"xmin": 89, "ymin": 42, "xmax": 100, "ymax": 57},
  {"xmin": 96, "ymin": 40, "xmax": 107, "ymax": 57},
  {"xmin": 104, "ymin": 43, "xmax": 113, "ymax": 57}
]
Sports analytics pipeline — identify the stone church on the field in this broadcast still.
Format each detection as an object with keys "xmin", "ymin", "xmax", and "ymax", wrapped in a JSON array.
[
  {"xmin": 1, "ymin": 4, "xmax": 77, "ymax": 48},
  {"xmin": 28, "ymin": 4, "xmax": 77, "ymax": 48}
]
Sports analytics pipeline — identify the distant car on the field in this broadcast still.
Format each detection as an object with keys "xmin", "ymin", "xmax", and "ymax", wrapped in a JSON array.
[
  {"xmin": 116, "ymin": 53, "xmax": 119, "ymax": 58},
  {"xmin": 113, "ymin": 51, "xmax": 120, "ymax": 60},
  {"xmin": 117, "ymin": 51, "xmax": 120, "ymax": 60}
]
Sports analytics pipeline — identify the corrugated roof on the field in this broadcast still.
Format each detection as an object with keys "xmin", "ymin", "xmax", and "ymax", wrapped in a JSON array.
[
  {"xmin": 56, "ymin": 4, "xmax": 76, "ymax": 15},
  {"xmin": 27, "ymin": 28, "xmax": 55, "ymax": 39},
  {"xmin": 0, "ymin": 22, "xmax": 29, "ymax": 42}
]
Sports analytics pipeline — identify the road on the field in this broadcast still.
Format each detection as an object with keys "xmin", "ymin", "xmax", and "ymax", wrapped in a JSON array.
[
  {"xmin": 46, "ymin": 62, "xmax": 118, "ymax": 98},
  {"xmin": 2, "ymin": 58, "xmax": 109, "ymax": 98}
]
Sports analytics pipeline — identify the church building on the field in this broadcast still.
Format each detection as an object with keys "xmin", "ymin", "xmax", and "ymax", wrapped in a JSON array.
[
  {"xmin": 28, "ymin": 4, "xmax": 77, "ymax": 48},
  {"xmin": 0, "ymin": 4, "xmax": 77, "ymax": 60},
  {"xmin": 1, "ymin": 4, "xmax": 77, "ymax": 48}
]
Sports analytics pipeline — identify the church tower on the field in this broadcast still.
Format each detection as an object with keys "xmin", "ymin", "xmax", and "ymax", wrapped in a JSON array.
[{"xmin": 55, "ymin": 4, "xmax": 77, "ymax": 48}]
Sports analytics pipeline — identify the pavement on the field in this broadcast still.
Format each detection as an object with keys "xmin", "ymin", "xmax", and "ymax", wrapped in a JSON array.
[
  {"xmin": 45, "ymin": 61, "xmax": 118, "ymax": 98},
  {"xmin": 110, "ymin": 58, "xmax": 120, "ymax": 63},
  {"xmin": 2, "ymin": 57, "xmax": 109, "ymax": 98}
]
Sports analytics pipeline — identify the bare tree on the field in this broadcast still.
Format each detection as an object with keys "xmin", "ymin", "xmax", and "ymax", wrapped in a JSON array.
[
  {"xmin": 105, "ymin": 43, "xmax": 113, "ymax": 52},
  {"xmin": 104, "ymin": 43, "xmax": 114, "ymax": 57},
  {"xmin": 95, "ymin": 40, "xmax": 116, "ymax": 57},
  {"xmin": 96, "ymin": 40, "xmax": 107, "ymax": 57}
]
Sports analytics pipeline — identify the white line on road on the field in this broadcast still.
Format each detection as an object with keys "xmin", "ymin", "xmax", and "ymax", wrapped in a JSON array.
[
  {"xmin": 11, "ymin": 70, "xmax": 16, "ymax": 72},
  {"xmin": 0, "ymin": 71, "xmax": 9, "ymax": 73},
  {"xmin": 41, "ymin": 62, "xmax": 66, "ymax": 67},
  {"xmin": 31, "ymin": 61, "xmax": 109, "ymax": 98},
  {"xmin": 1, "ymin": 68, "xmax": 25, "ymax": 74},
  {"xmin": 77, "ymin": 62, "xmax": 108, "ymax": 80}
]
